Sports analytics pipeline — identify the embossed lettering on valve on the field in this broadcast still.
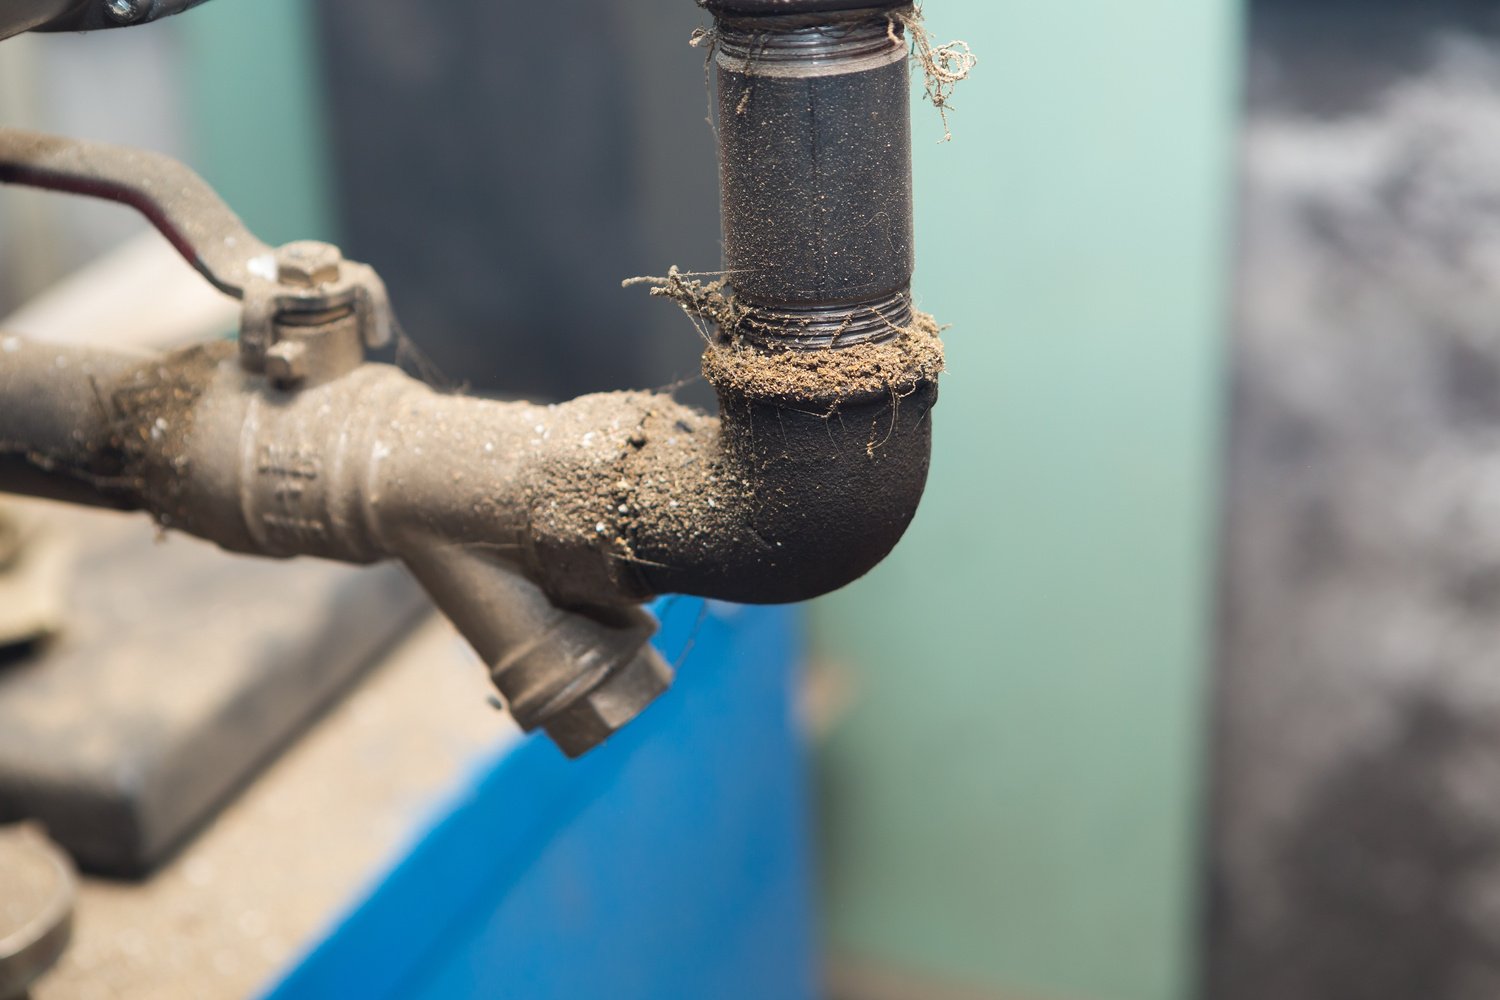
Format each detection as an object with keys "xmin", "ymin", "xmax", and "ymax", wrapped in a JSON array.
[{"xmin": 256, "ymin": 442, "xmax": 327, "ymax": 545}]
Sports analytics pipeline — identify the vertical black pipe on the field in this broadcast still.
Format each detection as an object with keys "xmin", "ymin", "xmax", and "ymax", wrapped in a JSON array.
[{"xmin": 707, "ymin": 2, "xmax": 914, "ymax": 348}]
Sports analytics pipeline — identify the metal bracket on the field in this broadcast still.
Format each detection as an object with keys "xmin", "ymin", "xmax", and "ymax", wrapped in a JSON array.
[{"xmin": 0, "ymin": 129, "xmax": 392, "ymax": 387}]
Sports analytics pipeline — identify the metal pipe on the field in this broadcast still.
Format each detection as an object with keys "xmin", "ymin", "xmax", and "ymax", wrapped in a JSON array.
[
  {"xmin": 0, "ymin": 333, "xmax": 938, "ymax": 606},
  {"xmin": 0, "ymin": 337, "xmax": 143, "ymax": 509},
  {"xmin": 710, "ymin": 2, "xmax": 913, "ymax": 347},
  {"xmin": 0, "ymin": 0, "xmax": 941, "ymax": 754},
  {"xmin": 0, "ymin": 328, "xmax": 938, "ymax": 752}
]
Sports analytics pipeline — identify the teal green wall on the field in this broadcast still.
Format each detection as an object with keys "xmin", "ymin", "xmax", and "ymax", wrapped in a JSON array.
[
  {"xmin": 174, "ymin": 0, "xmax": 335, "ymax": 245},
  {"xmin": 813, "ymin": 3, "xmax": 1241, "ymax": 999}
]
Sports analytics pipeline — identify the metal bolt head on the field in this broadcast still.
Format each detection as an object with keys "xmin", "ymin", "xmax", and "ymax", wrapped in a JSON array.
[
  {"xmin": 543, "ymin": 647, "xmax": 673, "ymax": 758},
  {"xmin": 104, "ymin": 0, "xmax": 146, "ymax": 23},
  {"xmin": 275, "ymin": 241, "xmax": 343, "ymax": 289},
  {"xmin": 264, "ymin": 340, "xmax": 308, "ymax": 385}
]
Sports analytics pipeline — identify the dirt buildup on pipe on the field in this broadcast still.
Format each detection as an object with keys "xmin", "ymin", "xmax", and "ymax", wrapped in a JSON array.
[
  {"xmin": 614, "ymin": 401, "xmax": 745, "ymax": 571},
  {"xmin": 517, "ymin": 363, "xmax": 933, "ymax": 603},
  {"xmin": 621, "ymin": 267, "xmax": 741, "ymax": 341},
  {"xmin": 703, "ymin": 310, "xmax": 946, "ymax": 402},
  {"xmin": 520, "ymin": 347, "xmax": 937, "ymax": 603},
  {"xmin": 510, "ymin": 387, "xmax": 738, "ymax": 600},
  {"xmin": 624, "ymin": 267, "xmax": 945, "ymax": 401},
  {"xmin": 523, "ymin": 387, "xmax": 789, "ymax": 599},
  {"xmin": 888, "ymin": 4, "xmax": 976, "ymax": 142},
  {"xmin": 108, "ymin": 342, "xmax": 226, "ymax": 527},
  {"xmin": 0, "ymin": 341, "xmax": 224, "ymax": 514}
]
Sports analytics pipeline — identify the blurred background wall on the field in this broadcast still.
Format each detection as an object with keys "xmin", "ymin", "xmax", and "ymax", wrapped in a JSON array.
[
  {"xmin": 0, "ymin": 25, "xmax": 188, "ymax": 310},
  {"xmin": 1210, "ymin": 3, "xmax": 1500, "ymax": 999},
  {"xmin": 310, "ymin": 0, "xmax": 719, "ymax": 405},
  {"xmin": 812, "ymin": 4, "xmax": 1240, "ymax": 999},
  {"xmin": 0, "ymin": 0, "xmax": 330, "ymax": 318}
]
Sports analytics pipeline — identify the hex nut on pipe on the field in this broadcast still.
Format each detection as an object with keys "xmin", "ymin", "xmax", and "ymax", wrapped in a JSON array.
[
  {"xmin": 541, "ymin": 646, "xmax": 673, "ymax": 758},
  {"xmin": 275, "ymin": 241, "xmax": 342, "ymax": 287}
]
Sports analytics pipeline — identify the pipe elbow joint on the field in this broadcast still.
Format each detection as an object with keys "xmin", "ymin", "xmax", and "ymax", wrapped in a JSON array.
[
  {"xmin": 711, "ymin": 381, "xmax": 938, "ymax": 604},
  {"xmin": 592, "ymin": 326, "xmax": 942, "ymax": 606}
]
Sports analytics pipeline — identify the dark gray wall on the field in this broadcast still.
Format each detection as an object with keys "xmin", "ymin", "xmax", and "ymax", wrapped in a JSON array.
[
  {"xmin": 1210, "ymin": 5, "xmax": 1500, "ymax": 997},
  {"xmin": 313, "ymin": 0, "xmax": 719, "ymax": 403}
]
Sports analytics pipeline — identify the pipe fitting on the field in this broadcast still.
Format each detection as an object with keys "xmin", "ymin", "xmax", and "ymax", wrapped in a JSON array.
[
  {"xmin": 403, "ymin": 548, "xmax": 671, "ymax": 757},
  {"xmin": 711, "ymin": 3, "xmax": 913, "ymax": 349},
  {"xmin": 0, "ymin": 305, "xmax": 938, "ymax": 749},
  {"xmin": 0, "ymin": 0, "xmax": 940, "ymax": 755},
  {"xmin": 0, "ymin": 329, "xmax": 939, "ymax": 602}
]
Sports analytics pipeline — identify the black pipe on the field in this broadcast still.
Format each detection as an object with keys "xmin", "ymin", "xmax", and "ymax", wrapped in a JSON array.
[
  {"xmin": 622, "ymin": 381, "xmax": 939, "ymax": 604},
  {"xmin": 711, "ymin": 4, "xmax": 914, "ymax": 348},
  {"xmin": 700, "ymin": 1, "xmax": 907, "ymax": 16}
]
